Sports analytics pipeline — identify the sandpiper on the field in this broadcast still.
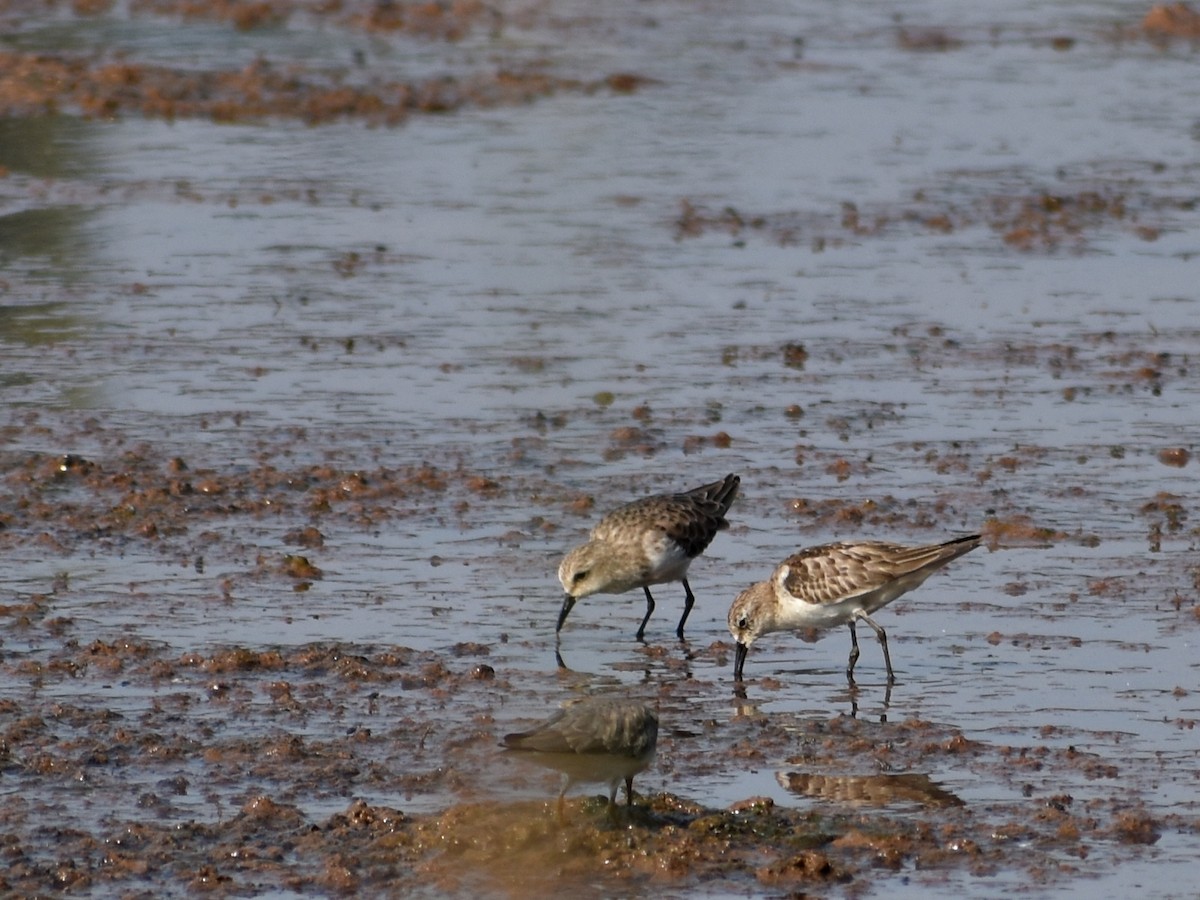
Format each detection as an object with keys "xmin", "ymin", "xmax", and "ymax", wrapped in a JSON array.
[
  {"xmin": 557, "ymin": 473, "xmax": 740, "ymax": 641},
  {"xmin": 502, "ymin": 697, "xmax": 659, "ymax": 817},
  {"xmin": 728, "ymin": 534, "xmax": 982, "ymax": 683}
]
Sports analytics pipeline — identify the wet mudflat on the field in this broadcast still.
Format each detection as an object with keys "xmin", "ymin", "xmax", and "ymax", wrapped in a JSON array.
[{"xmin": 2, "ymin": 0, "xmax": 1199, "ymax": 896}]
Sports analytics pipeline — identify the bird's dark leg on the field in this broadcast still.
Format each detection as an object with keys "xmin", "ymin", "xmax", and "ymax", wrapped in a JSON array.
[
  {"xmin": 636, "ymin": 586, "xmax": 656, "ymax": 642},
  {"xmin": 846, "ymin": 620, "xmax": 861, "ymax": 684},
  {"xmin": 556, "ymin": 786, "xmax": 568, "ymax": 824},
  {"xmin": 600, "ymin": 782, "xmax": 623, "ymax": 824},
  {"xmin": 624, "ymin": 775, "xmax": 635, "ymax": 806},
  {"xmin": 855, "ymin": 610, "xmax": 895, "ymax": 683},
  {"xmin": 675, "ymin": 578, "xmax": 696, "ymax": 640}
]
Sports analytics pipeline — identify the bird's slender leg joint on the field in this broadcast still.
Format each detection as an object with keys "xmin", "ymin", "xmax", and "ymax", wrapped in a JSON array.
[
  {"xmin": 676, "ymin": 578, "xmax": 696, "ymax": 641},
  {"xmin": 636, "ymin": 586, "xmax": 656, "ymax": 642},
  {"xmin": 855, "ymin": 610, "xmax": 895, "ymax": 683},
  {"xmin": 846, "ymin": 620, "xmax": 861, "ymax": 684},
  {"xmin": 556, "ymin": 594, "xmax": 576, "ymax": 633}
]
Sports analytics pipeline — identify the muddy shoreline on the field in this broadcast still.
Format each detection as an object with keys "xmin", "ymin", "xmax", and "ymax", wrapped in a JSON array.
[{"xmin": 2, "ymin": 415, "xmax": 1196, "ymax": 894}]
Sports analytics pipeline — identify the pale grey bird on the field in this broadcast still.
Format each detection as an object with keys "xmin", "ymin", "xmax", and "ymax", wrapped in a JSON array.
[{"xmin": 557, "ymin": 473, "xmax": 740, "ymax": 641}]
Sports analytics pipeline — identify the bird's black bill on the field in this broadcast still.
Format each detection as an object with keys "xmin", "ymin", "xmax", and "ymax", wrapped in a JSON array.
[
  {"xmin": 733, "ymin": 642, "xmax": 748, "ymax": 681},
  {"xmin": 556, "ymin": 594, "xmax": 576, "ymax": 633}
]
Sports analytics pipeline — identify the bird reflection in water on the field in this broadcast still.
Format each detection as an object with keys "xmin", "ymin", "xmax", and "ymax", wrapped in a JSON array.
[
  {"xmin": 503, "ymin": 697, "xmax": 659, "ymax": 821},
  {"xmin": 777, "ymin": 770, "xmax": 964, "ymax": 808}
]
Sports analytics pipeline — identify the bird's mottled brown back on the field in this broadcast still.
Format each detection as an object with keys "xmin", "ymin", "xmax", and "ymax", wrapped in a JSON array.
[
  {"xmin": 592, "ymin": 474, "xmax": 739, "ymax": 559},
  {"xmin": 780, "ymin": 537, "xmax": 980, "ymax": 605}
]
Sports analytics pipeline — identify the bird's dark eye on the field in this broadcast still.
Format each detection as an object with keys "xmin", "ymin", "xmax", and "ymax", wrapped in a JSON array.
[
  {"xmin": 572, "ymin": 571, "xmax": 589, "ymax": 583},
  {"xmin": 738, "ymin": 616, "xmax": 749, "ymax": 630}
]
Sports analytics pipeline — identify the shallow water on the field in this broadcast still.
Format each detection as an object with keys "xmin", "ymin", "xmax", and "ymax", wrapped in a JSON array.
[{"xmin": 2, "ymin": 0, "xmax": 1199, "ymax": 895}]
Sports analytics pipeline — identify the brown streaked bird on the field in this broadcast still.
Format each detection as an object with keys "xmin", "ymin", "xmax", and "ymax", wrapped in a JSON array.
[
  {"xmin": 557, "ymin": 473, "xmax": 740, "ymax": 641},
  {"xmin": 502, "ymin": 697, "xmax": 659, "ymax": 818},
  {"xmin": 728, "ymin": 534, "xmax": 982, "ymax": 683}
]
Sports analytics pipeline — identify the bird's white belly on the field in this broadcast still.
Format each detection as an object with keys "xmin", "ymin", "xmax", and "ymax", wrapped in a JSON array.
[
  {"xmin": 778, "ymin": 593, "xmax": 871, "ymax": 630},
  {"xmin": 784, "ymin": 578, "xmax": 918, "ymax": 631},
  {"xmin": 641, "ymin": 532, "xmax": 692, "ymax": 584}
]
